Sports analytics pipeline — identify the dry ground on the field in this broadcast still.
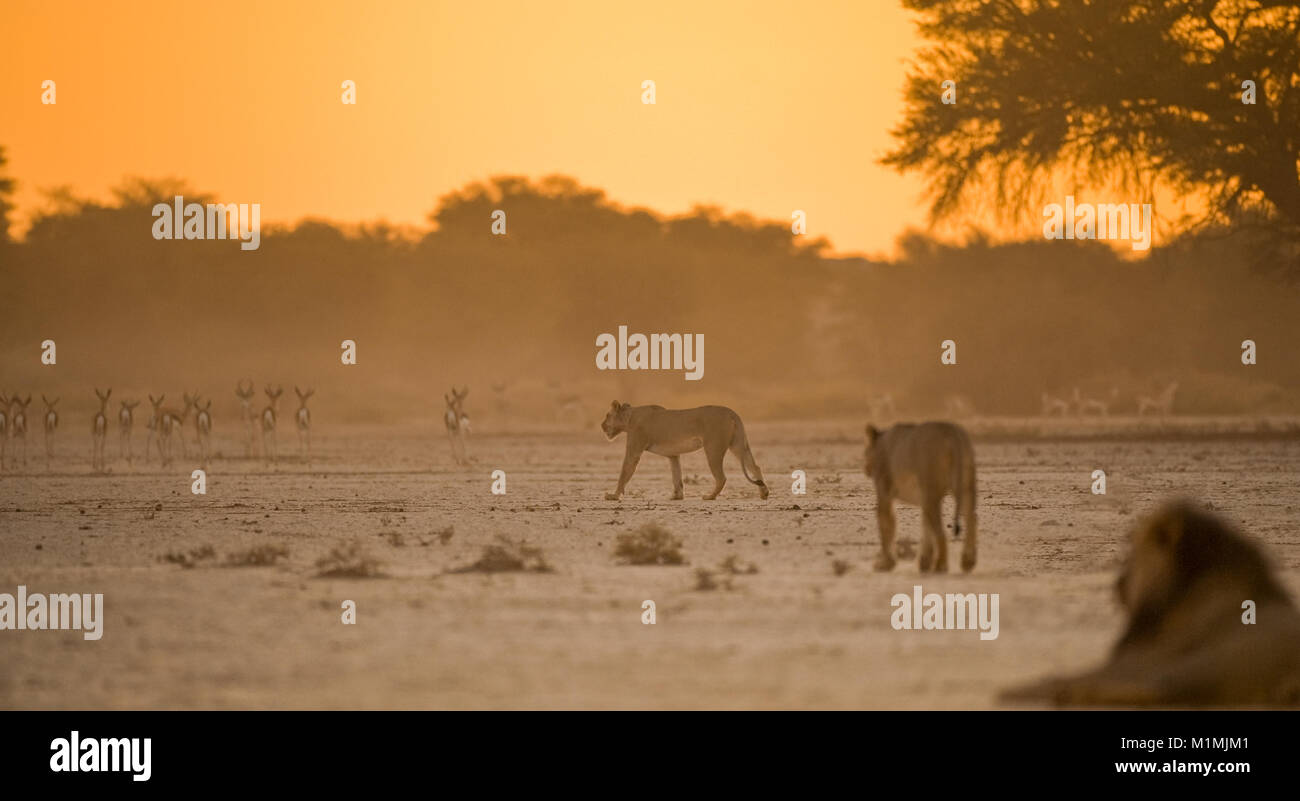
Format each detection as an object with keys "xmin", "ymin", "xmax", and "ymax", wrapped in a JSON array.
[{"xmin": 1, "ymin": 418, "xmax": 1298, "ymax": 709}]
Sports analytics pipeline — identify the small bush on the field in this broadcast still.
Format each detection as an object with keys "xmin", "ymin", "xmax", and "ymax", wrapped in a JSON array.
[
  {"xmin": 694, "ymin": 568, "xmax": 728, "ymax": 592},
  {"xmin": 160, "ymin": 545, "xmax": 216, "ymax": 569},
  {"xmin": 224, "ymin": 544, "xmax": 289, "ymax": 567},
  {"xmin": 719, "ymin": 555, "xmax": 758, "ymax": 575},
  {"xmin": 614, "ymin": 524, "xmax": 685, "ymax": 566},
  {"xmin": 315, "ymin": 542, "xmax": 386, "ymax": 578},
  {"xmin": 450, "ymin": 537, "xmax": 552, "ymax": 574}
]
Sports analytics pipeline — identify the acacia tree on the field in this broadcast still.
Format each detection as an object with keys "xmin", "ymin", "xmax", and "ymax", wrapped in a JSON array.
[{"xmin": 883, "ymin": 0, "xmax": 1300, "ymax": 243}]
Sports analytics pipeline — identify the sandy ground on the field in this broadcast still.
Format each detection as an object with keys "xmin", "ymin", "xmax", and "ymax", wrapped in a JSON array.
[{"xmin": 1, "ymin": 418, "xmax": 1298, "ymax": 709}]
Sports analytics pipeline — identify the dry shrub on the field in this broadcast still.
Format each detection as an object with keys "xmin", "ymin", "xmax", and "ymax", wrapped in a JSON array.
[
  {"xmin": 160, "ymin": 545, "xmax": 216, "ymax": 569},
  {"xmin": 695, "ymin": 555, "xmax": 758, "ymax": 591},
  {"xmin": 450, "ymin": 537, "xmax": 552, "ymax": 574},
  {"xmin": 315, "ymin": 541, "xmax": 386, "ymax": 578},
  {"xmin": 224, "ymin": 544, "xmax": 289, "ymax": 567},
  {"xmin": 614, "ymin": 523, "xmax": 685, "ymax": 566},
  {"xmin": 719, "ymin": 555, "xmax": 758, "ymax": 575},
  {"xmin": 694, "ymin": 568, "xmax": 727, "ymax": 591}
]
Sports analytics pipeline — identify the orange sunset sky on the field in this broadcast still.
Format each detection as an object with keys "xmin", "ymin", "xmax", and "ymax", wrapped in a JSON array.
[{"xmin": 1, "ymin": 0, "xmax": 937, "ymax": 257}]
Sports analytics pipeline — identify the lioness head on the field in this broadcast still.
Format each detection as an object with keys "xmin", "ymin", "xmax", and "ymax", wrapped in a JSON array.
[
  {"xmin": 1117, "ymin": 500, "xmax": 1282, "ymax": 629},
  {"xmin": 602, "ymin": 401, "xmax": 632, "ymax": 440},
  {"xmin": 863, "ymin": 424, "xmax": 882, "ymax": 477}
]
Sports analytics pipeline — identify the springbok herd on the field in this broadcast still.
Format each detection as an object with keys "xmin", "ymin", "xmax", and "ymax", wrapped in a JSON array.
[
  {"xmin": 1040, "ymin": 382, "xmax": 1178, "ymax": 417},
  {"xmin": 0, "ymin": 380, "xmax": 1178, "ymax": 473},
  {"xmin": 0, "ymin": 382, "xmax": 314, "ymax": 472}
]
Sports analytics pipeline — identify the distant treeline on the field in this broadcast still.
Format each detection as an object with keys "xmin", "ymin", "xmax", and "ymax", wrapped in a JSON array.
[{"xmin": 0, "ymin": 175, "xmax": 1295, "ymax": 423}]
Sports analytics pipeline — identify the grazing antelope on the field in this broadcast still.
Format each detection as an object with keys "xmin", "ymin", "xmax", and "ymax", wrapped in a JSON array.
[
  {"xmin": 194, "ymin": 396, "xmax": 213, "ymax": 467},
  {"xmin": 42, "ymin": 395, "xmax": 59, "ymax": 468},
  {"xmin": 293, "ymin": 386, "xmax": 313, "ymax": 465},
  {"xmin": 146, "ymin": 395, "xmax": 165, "ymax": 463},
  {"xmin": 1041, "ymin": 392, "xmax": 1070, "ymax": 416},
  {"xmin": 0, "ymin": 393, "xmax": 8, "ymax": 469},
  {"xmin": 260, "ymin": 385, "xmax": 283, "ymax": 464},
  {"xmin": 235, "ymin": 380, "xmax": 257, "ymax": 458},
  {"xmin": 91, "ymin": 388, "xmax": 111, "ymax": 472},
  {"xmin": 118, "ymin": 399, "xmax": 140, "ymax": 464},
  {"xmin": 1137, "ymin": 382, "xmax": 1178, "ymax": 416},
  {"xmin": 1079, "ymin": 387, "xmax": 1119, "ymax": 416},
  {"xmin": 445, "ymin": 386, "xmax": 469, "ymax": 465},
  {"xmin": 10, "ymin": 394, "xmax": 31, "ymax": 467}
]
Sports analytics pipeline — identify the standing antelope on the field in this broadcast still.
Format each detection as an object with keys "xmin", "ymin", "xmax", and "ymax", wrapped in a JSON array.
[
  {"xmin": 194, "ymin": 395, "xmax": 213, "ymax": 467},
  {"xmin": 91, "ymin": 388, "xmax": 110, "ymax": 472},
  {"xmin": 10, "ymin": 394, "xmax": 31, "ymax": 467},
  {"xmin": 119, "ymin": 399, "xmax": 140, "ymax": 464},
  {"xmin": 235, "ymin": 380, "xmax": 257, "ymax": 458},
  {"xmin": 294, "ymin": 386, "xmax": 313, "ymax": 465},
  {"xmin": 444, "ymin": 386, "xmax": 469, "ymax": 465},
  {"xmin": 157, "ymin": 394, "xmax": 192, "ymax": 466},
  {"xmin": 260, "ymin": 385, "xmax": 283, "ymax": 464},
  {"xmin": 42, "ymin": 395, "xmax": 59, "ymax": 469},
  {"xmin": 146, "ymin": 395, "xmax": 165, "ymax": 463},
  {"xmin": 867, "ymin": 393, "xmax": 897, "ymax": 420},
  {"xmin": 1137, "ymin": 382, "xmax": 1179, "ymax": 416},
  {"xmin": 1041, "ymin": 392, "xmax": 1070, "ymax": 416},
  {"xmin": 0, "ymin": 393, "xmax": 8, "ymax": 469},
  {"xmin": 1069, "ymin": 387, "xmax": 1084, "ymax": 416},
  {"xmin": 944, "ymin": 394, "xmax": 975, "ymax": 418}
]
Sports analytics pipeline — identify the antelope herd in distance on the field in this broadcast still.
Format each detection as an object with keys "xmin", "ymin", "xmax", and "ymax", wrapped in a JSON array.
[
  {"xmin": 0, "ymin": 380, "xmax": 1183, "ymax": 473},
  {"xmin": 0, "ymin": 382, "xmax": 317, "ymax": 473},
  {"xmin": 866, "ymin": 382, "xmax": 1179, "ymax": 422},
  {"xmin": 1041, "ymin": 382, "xmax": 1177, "ymax": 417}
]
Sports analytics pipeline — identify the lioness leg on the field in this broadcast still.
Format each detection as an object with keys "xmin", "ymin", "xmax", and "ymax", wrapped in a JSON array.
[
  {"xmin": 960, "ymin": 497, "xmax": 977, "ymax": 573},
  {"xmin": 702, "ymin": 440, "xmax": 727, "ymax": 500},
  {"xmin": 921, "ymin": 496, "xmax": 947, "ymax": 572},
  {"xmin": 606, "ymin": 441, "xmax": 644, "ymax": 500},
  {"xmin": 873, "ymin": 497, "xmax": 897, "ymax": 571},
  {"xmin": 669, "ymin": 455, "xmax": 684, "ymax": 500}
]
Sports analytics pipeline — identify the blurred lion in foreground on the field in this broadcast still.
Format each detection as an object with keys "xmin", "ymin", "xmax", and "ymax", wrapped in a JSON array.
[{"xmin": 1002, "ymin": 499, "xmax": 1300, "ymax": 707}]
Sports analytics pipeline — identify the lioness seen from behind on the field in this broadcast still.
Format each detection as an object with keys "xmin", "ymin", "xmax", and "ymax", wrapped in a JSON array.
[
  {"xmin": 865, "ymin": 421, "xmax": 977, "ymax": 573},
  {"xmin": 601, "ymin": 401, "xmax": 769, "ymax": 501}
]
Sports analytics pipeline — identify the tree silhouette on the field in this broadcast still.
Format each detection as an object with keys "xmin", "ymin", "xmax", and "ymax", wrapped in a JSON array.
[
  {"xmin": 883, "ymin": 0, "xmax": 1300, "ymax": 240},
  {"xmin": 2, "ymin": 163, "xmax": 1299, "ymax": 415},
  {"xmin": 0, "ymin": 147, "xmax": 15, "ymax": 245}
]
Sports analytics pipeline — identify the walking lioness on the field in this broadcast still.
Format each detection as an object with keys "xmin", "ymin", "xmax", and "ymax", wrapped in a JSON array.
[
  {"xmin": 864, "ymin": 421, "xmax": 977, "ymax": 573},
  {"xmin": 601, "ymin": 401, "xmax": 769, "ymax": 501}
]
